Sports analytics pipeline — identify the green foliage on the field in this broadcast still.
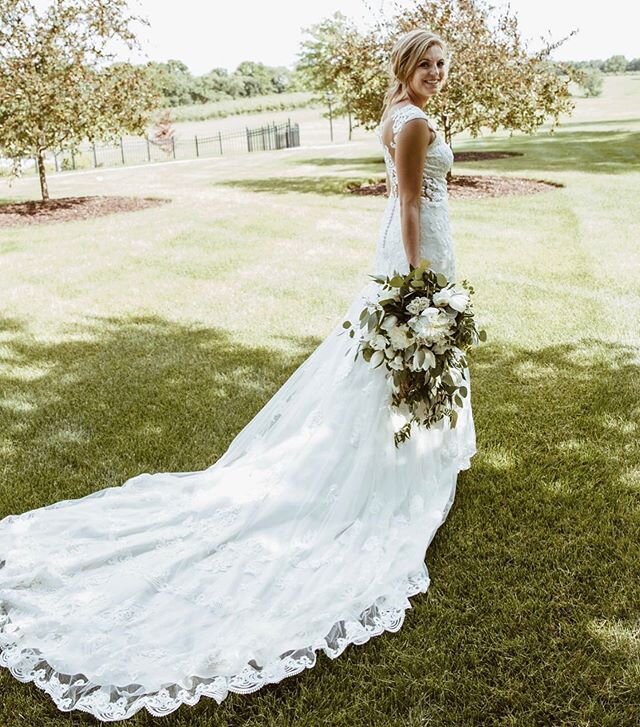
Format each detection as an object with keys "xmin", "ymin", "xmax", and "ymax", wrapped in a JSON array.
[
  {"xmin": 297, "ymin": 12, "xmax": 378, "ymax": 130},
  {"xmin": 602, "ymin": 54, "xmax": 629, "ymax": 73},
  {"xmin": 0, "ymin": 0, "xmax": 160, "ymax": 200},
  {"xmin": 299, "ymin": 0, "xmax": 578, "ymax": 150},
  {"xmin": 576, "ymin": 67, "xmax": 604, "ymax": 97},
  {"xmin": 145, "ymin": 59, "xmax": 302, "ymax": 108}
]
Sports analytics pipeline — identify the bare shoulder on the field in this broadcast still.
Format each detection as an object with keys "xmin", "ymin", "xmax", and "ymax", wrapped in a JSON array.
[{"xmin": 395, "ymin": 114, "xmax": 433, "ymax": 154}]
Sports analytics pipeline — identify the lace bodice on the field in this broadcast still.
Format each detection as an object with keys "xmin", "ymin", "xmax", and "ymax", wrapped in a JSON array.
[
  {"xmin": 378, "ymin": 105, "xmax": 453, "ymax": 204},
  {"xmin": 374, "ymin": 105, "xmax": 456, "ymax": 280}
]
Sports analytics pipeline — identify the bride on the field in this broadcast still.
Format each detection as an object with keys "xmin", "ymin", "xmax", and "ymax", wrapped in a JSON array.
[{"xmin": 0, "ymin": 29, "xmax": 476, "ymax": 721}]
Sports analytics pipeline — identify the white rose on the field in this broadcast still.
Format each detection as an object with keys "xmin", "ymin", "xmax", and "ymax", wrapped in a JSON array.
[
  {"xmin": 388, "ymin": 325, "xmax": 411, "ymax": 350},
  {"xmin": 389, "ymin": 355, "xmax": 404, "ymax": 371},
  {"xmin": 369, "ymin": 350, "xmax": 384, "ymax": 368},
  {"xmin": 406, "ymin": 296, "xmax": 430, "ymax": 315}
]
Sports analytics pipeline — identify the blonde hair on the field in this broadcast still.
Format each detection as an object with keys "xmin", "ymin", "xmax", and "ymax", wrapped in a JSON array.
[{"xmin": 382, "ymin": 29, "xmax": 448, "ymax": 119}]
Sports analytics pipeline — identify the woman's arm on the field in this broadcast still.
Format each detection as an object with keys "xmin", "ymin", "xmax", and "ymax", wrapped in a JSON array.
[{"xmin": 394, "ymin": 119, "xmax": 433, "ymax": 268}]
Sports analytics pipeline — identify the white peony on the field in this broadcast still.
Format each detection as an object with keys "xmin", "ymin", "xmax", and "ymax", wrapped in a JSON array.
[
  {"xmin": 388, "ymin": 325, "xmax": 411, "ymax": 350},
  {"xmin": 409, "ymin": 307, "xmax": 452, "ymax": 343}
]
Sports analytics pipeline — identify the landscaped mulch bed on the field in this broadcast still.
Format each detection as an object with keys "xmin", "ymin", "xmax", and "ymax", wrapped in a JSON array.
[
  {"xmin": 0, "ymin": 195, "xmax": 170, "ymax": 228},
  {"xmin": 453, "ymin": 151, "xmax": 523, "ymax": 162},
  {"xmin": 350, "ymin": 175, "xmax": 563, "ymax": 199}
]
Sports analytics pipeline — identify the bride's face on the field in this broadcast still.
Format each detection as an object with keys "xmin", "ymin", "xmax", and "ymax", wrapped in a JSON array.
[{"xmin": 407, "ymin": 44, "xmax": 447, "ymax": 103}]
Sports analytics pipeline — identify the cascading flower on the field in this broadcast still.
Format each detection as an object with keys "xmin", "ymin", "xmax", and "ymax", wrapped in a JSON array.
[{"xmin": 342, "ymin": 258, "xmax": 486, "ymax": 446}]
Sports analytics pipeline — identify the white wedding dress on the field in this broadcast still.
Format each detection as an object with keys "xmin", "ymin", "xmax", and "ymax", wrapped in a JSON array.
[{"xmin": 0, "ymin": 105, "xmax": 476, "ymax": 721}]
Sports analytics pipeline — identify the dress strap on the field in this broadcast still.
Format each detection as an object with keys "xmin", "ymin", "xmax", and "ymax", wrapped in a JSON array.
[{"xmin": 389, "ymin": 105, "xmax": 435, "ymax": 149}]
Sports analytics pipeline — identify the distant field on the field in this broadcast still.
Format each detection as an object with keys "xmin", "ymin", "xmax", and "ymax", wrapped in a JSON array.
[{"xmin": 166, "ymin": 91, "xmax": 316, "ymax": 123}]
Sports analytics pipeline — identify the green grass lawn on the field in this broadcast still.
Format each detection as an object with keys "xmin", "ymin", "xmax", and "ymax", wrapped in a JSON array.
[{"xmin": 0, "ymin": 75, "xmax": 639, "ymax": 725}]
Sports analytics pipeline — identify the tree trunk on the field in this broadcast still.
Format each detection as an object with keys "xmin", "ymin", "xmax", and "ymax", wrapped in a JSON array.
[
  {"xmin": 443, "ymin": 116, "xmax": 453, "ymax": 182},
  {"xmin": 36, "ymin": 149, "xmax": 49, "ymax": 202}
]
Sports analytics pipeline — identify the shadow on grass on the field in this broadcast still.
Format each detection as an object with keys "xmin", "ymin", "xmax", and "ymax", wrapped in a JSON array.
[
  {"xmin": 456, "ymin": 129, "xmax": 640, "ymax": 175},
  {"xmin": 0, "ymin": 315, "xmax": 639, "ymax": 725},
  {"xmin": 293, "ymin": 156, "xmax": 384, "ymax": 169},
  {"xmin": 220, "ymin": 175, "xmax": 366, "ymax": 196},
  {"xmin": 0, "ymin": 315, "xmax": 314, "ymax": 517}
]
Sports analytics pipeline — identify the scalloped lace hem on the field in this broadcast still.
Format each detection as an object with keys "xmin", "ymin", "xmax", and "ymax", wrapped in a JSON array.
[{"xmin": 0, "ymin": 565, "xmax": 433, "ymax": 722}]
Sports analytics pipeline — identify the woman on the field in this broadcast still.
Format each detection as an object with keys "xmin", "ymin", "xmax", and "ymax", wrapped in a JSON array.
[{"xmin": 0, "ymin": 29, "xmax": 476, "ymax": 721}]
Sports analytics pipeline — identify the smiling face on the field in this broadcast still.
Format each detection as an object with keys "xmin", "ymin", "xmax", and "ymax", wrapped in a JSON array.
[{"xmin": 406, "ymin": 43, "xmax": 447, "ymax": 105}]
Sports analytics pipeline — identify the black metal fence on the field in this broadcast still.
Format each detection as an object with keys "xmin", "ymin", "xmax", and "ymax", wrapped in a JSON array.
[{"xmin": 45, "ymin": 119, "xmax": 300, "ymax": 173}]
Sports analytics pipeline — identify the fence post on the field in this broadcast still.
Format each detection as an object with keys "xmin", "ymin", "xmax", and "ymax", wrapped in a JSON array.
[
  {"xmin": 146, "ymin": 136, "xmax": 151, "ymax": 162},
  {"xmin": 71, "ymin": 147, "xmax": 76, "ymax": 170},
  {"xmin": 195, "ymin": 135, "xmax": 199, "ymax": 157},
  {"xmin": 53, "ymin": 152, "xmax": 59, "ymax": 173},
  {"xmin": 120, "ymin": 137, "xmax": 125, "ymax": 165},
  {"xmin": 171, "ymin": 136, "xmax": 176, "ymax": 159},
  {"xmin": 218, "ymin": 131, "xmax": 223, "ymax": 155},
  {"xmin": 92, "ymin": 142, "xmax": 98, "ymax": 168},
  {"xmin": 246, "ymin": 127, "xmax": 251, "ymax": 152}
]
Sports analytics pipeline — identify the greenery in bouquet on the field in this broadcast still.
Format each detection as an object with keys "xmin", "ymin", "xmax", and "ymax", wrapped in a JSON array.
[{"xmin": 342, "ymin": 259, "xmax": 486, "ymax": 446}]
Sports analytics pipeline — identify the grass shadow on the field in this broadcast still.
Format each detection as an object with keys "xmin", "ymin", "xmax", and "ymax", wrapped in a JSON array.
[
  {"xmin": 0, "ymin": 315, "xmax": 314, "ymax": 518},
  {"xmin": 293, "ymin": 156, "xmax": 384, "ymax": 169},
  {"xmin": 219, "ymin": 176, "xmax": 364, "ymax": 196}
]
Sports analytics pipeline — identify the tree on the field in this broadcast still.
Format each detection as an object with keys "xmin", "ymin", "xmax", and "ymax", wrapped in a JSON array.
[
  {"xmin": 575, "ymin": 67, "xmax": 604, "ymax": 97},
  {"xmin": 627, "ymin": 58, "xmax": 640, "ymax": 72},
  {"xmin": 602, "ymin": 55, "xmax": 628, "ymax": 73},
  {"xmin": 0, "ymin": 0, "xmax": 160, "ymax": 201},
  {"xmin": 300, "ymin": 0, "xmax": 578, "ymax": 153},
  {"xmin": 233, "ymin": 61, "xmax": 279, "ymax": 97},
  {"xmin": 298, "ymin": 12, "xmax": 386, "ymax": 140},
  {"xmin": 145, "ymin": 60, "xmax": 197, "ymax": 106}
]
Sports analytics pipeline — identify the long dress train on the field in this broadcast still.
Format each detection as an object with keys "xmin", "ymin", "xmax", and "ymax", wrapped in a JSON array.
[{"xmin": 0, "ymin": 104, "xmax": 476, "ymax": 721}]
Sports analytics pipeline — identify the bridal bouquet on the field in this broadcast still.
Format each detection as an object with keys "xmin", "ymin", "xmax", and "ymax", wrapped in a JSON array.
[{"xmin": 342, "ymin": 259, "xmax": 486, "ymax": 447}]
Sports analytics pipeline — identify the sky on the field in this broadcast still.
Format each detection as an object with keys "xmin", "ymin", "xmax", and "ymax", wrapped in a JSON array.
[{"xmin": 127, "ymin": 0, "xmax": 637, "ymax": 75}]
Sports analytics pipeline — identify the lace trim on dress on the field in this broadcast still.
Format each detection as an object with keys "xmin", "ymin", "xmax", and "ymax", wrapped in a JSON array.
[{"xmin": 0, "ymin": 565, "xmax": 431, "ymax": 722}]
